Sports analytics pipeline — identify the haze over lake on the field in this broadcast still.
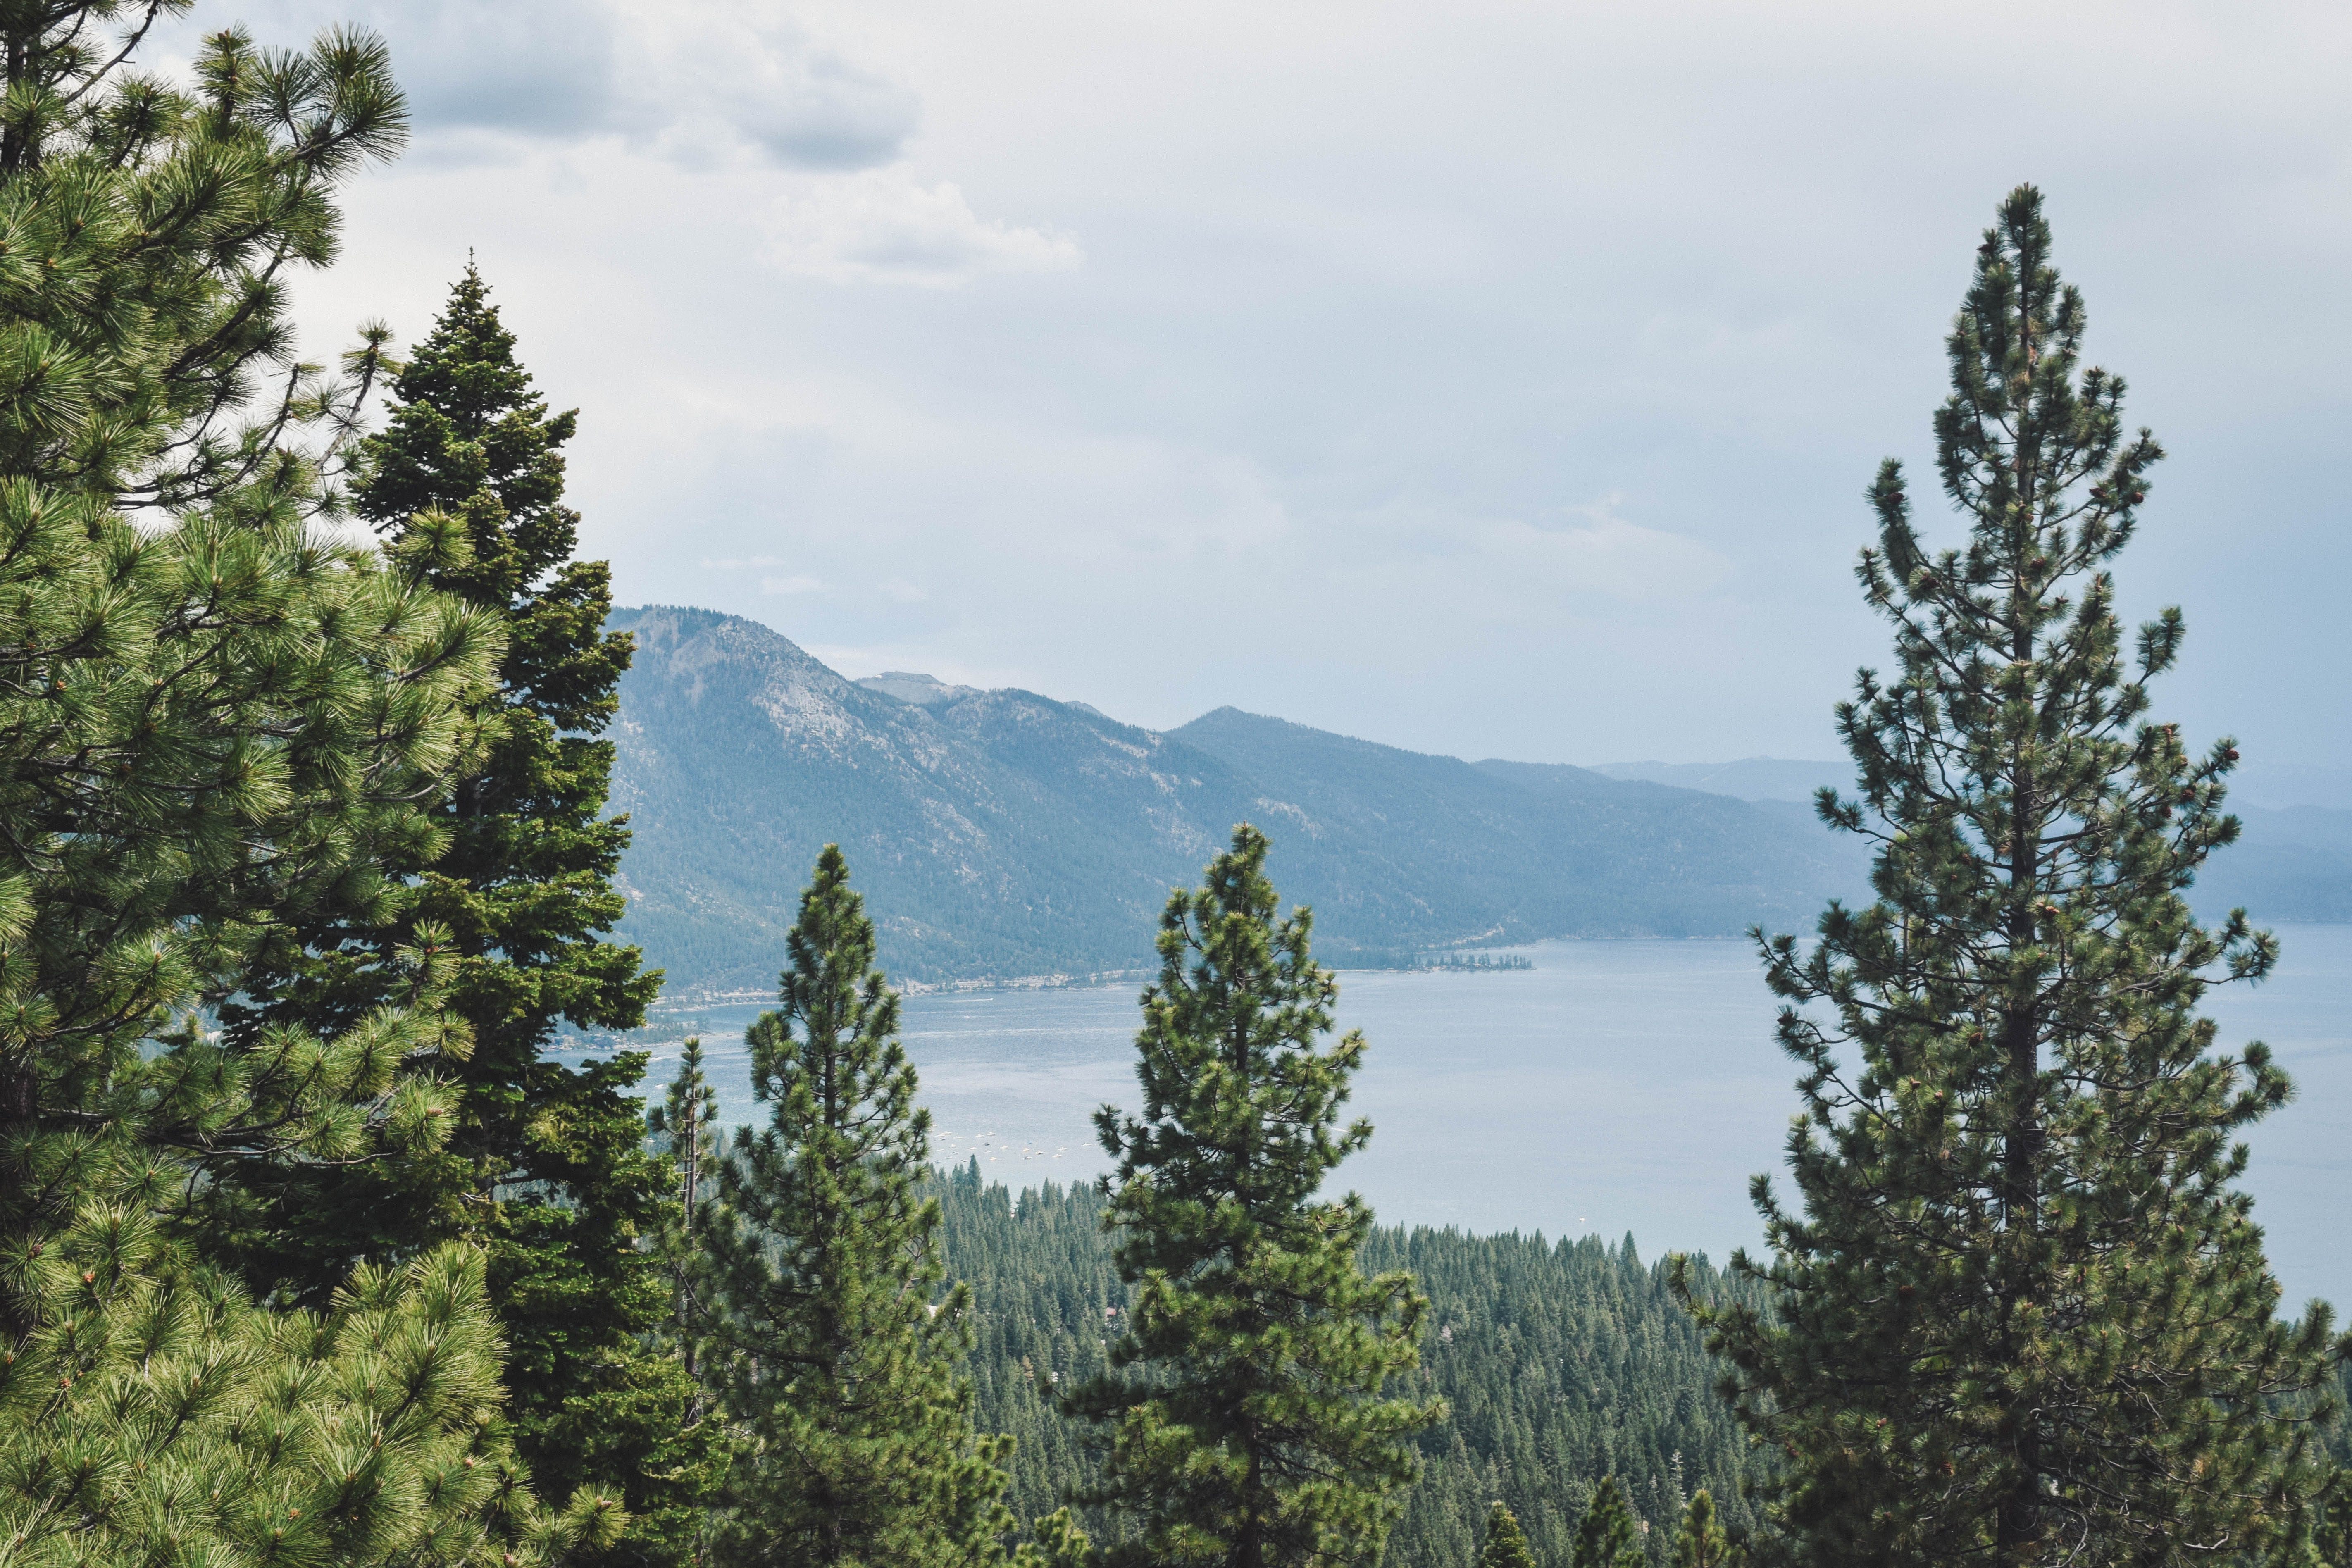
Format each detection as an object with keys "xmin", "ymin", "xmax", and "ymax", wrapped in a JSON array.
[{"xmin": 579, "ymin": 925, "xmax": 2352, "ymax": 1313}]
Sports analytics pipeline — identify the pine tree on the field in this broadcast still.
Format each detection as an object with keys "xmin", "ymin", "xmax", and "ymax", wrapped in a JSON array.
[
  {"xmin": 0, "ymin": 6, "xmax": 610, "ymax": 1557},
  {"xmin": 641, "ymin": 1036, "xmax": 732, "ymax": 1566},
  {"xmin": 1675, "ymin": 186, "xmax": 2338, "ymax": 1565},
  {"xmin": 1479, "ymin": 1501, "xmax": 1538, "ymax": 1568},
  {"xmin": 648, "ymin": 1035, "xmax": 724, "ymax": 1418},
  {"xmin": 0, "ymin": 1215, "xmax": 626, "ymax": 1567},
  {"xmin": 207, "ymin": 265, "xmax": 704, "ymax": 1561},
  {"xmin": 2315, "ymin": 1473, "xmax": 2352, "ymax": 1567},
  {"xmin": 700, "ymin": 846, "xmax": 1080, "ymax": 1568},
  {"xmin": 1571, "ymin": 1478, "xmax": 1645, "ymax": 1568},
  {"xmin": 1671, "ymin": 1491, "xmax": 1739, "ymax": 1568},
  {"xmin": 1069, "ymin": 823, "xmax": 1444, "ymax": 1567}
]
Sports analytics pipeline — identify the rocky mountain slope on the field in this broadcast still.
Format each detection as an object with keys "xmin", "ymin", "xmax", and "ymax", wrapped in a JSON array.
[{"xmin": 603, "ymin": 608, "xmax": 1872, "ymax": 993}]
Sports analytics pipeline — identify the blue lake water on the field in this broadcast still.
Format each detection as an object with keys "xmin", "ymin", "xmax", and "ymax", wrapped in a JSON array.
[{"xmin": 563, "ymin": 924, "xmax": 2352, "ymax": 1313}]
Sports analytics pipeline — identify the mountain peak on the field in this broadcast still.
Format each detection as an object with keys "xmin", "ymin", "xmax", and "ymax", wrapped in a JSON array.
[{"xmin": 858, "ymin": 671, "xmax": 984, "ymax": 707}]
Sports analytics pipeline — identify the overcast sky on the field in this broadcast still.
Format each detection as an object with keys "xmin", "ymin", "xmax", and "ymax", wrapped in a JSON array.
[{"xmin": 174, "ymin": 0, "xmax": 2352, "ymax": 771}]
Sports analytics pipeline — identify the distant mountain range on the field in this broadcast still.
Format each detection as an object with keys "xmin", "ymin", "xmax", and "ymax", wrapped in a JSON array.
[
  {"xmin": 601, "ymin": 607, "xmax": 2351, "ymax": 996},
  {"xmin": 1594, "ymin": 758, "xmax": 2352, "ymax": 926},
  {"xmin": 1594, "ymin": 756, "xmax": 2352, "ymax": 815},
  {"xmin": 602, "ymin": 608, "xmax": 1874, "ymax": 994}
]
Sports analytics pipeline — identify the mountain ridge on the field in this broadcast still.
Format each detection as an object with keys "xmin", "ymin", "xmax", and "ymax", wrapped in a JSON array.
[
  {"xmin": 602, "ymin": 607, "xmax": 2346, "ymax": 997},
  {"xmin": 603, "ymin": 608, "xmax": 1871, "ymax": 993}
]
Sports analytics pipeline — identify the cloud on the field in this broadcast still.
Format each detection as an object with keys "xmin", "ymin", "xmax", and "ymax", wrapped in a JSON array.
[
  {"xmin": 210, "ymin": 0, "xmax": 918, "ymax": 169},
  {"xmin": 628, "ymin": 5, "xmax": 920, "ymax": 171},
  {"xmin": 761, "ymin": 574, "xmax": 828, "ymax": 595},
  {"xmin": 763, "ymin": 171, "xmax": 1084, "ymax": 288}
]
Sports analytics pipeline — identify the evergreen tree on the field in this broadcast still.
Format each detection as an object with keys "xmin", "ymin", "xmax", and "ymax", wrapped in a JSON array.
[
  {"xmin": 1671, "ymin": 1491, "xmax": 1739, "ymax": 1568},
  {"xmin": 641, "ymin": 1036, "xmax": 732, "ymax": 1566},
  {"xmin": 0, "ymin": 1224, "xmax": 625, "ymax": 1567},
  {"xmin": 1069, "ymin": 823, "xmax": 1443, "ymax": 1567},
  {"xmin": 0, "ymin": 5, "xmax": 609, "ymax": 1557},
  {"xmin": 700, "ymin": 846, "xmax": 1079, "ymax": 1568},
  {"xmin": 648, "ymin": 1035, "xmax": 724, "ymax": 1418},
  {"xmin": 1479, "ymin": 1501, "xmax": 1538, "ymax": 1568},
  {"xmin": 208, "ymin": 265, "xmax": 705, "ymax": 1562},
  {"xmin": 1676, "ymin": 185, "xmax": 2338, "ymax": 1565},
  {"xmin": 1570, "ymin": 1477, "xmax": 1644, "ymax": 1568},
  {"xmin": 2314, "ymin": 1474, "xmax": 2352, "ymax": 1568}
]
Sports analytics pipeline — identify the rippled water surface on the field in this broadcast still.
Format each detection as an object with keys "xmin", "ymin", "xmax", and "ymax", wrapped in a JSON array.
[{"xmin": 560, "ymin": 925, "xmax": 2352, "ymax": 1310}]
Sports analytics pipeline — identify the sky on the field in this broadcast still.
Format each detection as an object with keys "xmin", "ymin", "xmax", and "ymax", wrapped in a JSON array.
[{"xmin": 164, "ymin": 0, "xmax": 2352, "ymax": 771}]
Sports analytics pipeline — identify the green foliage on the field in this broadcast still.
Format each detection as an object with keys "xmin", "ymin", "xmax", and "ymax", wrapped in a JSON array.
[
  {"xmin": 639, "ymin": 1037, "xmax": 732, "ymax": 1568},
  {"xmin": 0, "ymin": 1218, "xmax": 624, "ymax": 1568},
  {"xmin": 0, "ymin": 3, "xmax": 406, "ymax": 514},
  {"xmin": 0, "ymin": 7, "xmax": 601, "ymax": 1558},
  {"xmin": 1069, "ymin": 824, "xmax": 1444, "ymax": 1567},
  {"xmin": 940, "ymin": 1172, "xmax": 1771, "ymax": 1568},
  {"xmin": 1670, "ymin": 1492, "xmax": 1738, "ymax": 1568},
  {"xmin": 1570, "ymin": 1478, "xmax": 1643, "ymax": 1568},
  {"xmin": 648, "ymin": 1034, "xmax": 724, "ymax": 1402},
  {"xmin": 699, "ymin": 846, "xmax": 1076, "ymax": 1568},
  {"xmin": 206, "ymin": 265, "xmax": 698, "ymax": 1562},
  {"xmin": 1679, "ymin": 185, "xmax": 2338, "ymax": 1565},
  {"xmin": 1478, "ymin": 1501, "xmax": 1537, "ymax": 1568},
  {"xmin": 0, "ymin": 1, "xmax": 499, "ymax": 1215}
]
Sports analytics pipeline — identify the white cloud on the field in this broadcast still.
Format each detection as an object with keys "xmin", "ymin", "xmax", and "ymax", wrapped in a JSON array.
[
  {"xmin": 703, "ymin": 554, "xmax": 789, "ymax": 570},
  {"xmin": 763, "ymin": 170, "xmax": 1083, "ymax": 288},
  {"xmin": 761, "ymin": 574, "xmax": 828, "ymax": 595},
  {"xmin": 207, "ymin": 0, "xmax": 919, "ymax": 170},
  {"xmin": 877, "ymin": 578, "xmax": 928, "ymax": 603}
]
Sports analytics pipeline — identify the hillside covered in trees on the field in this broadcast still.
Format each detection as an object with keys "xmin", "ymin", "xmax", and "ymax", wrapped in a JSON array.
[{"xmin": 939, "ymin": 1170, "xmax": 1771, "ymax": 1567}]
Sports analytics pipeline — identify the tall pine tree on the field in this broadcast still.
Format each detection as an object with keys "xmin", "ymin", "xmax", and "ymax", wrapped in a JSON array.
[
  {"xmin": 1069, "ymin": 823, "xmax": 1442, "ymax": 1568},
  {"xmin": 641, "ymin": 1036, "xmax": 731, "ymax": 1567},
  {"xmin": 0, "ymin": 5, "xmax": 615, "ymax": 1559},
  {"xmin": 207, "ymin": 266, "xmax": 707, "ymax": 1563},
  {"xmin": 698, "ymin": 845, "xmax": 1080, "ymax": 1568},
  {"xmin": 648, "ymin": 1034, "xmax": 724, "ymax": 1414},
  {"xmin": 1676, "ymin": 186, "xmax": 2337, "ymax": 1565}
]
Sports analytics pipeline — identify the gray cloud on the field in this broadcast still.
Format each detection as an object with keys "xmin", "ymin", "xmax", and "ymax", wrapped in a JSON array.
[
  {"xmin": 193, "ymin": 0, "xmax": 917, "ymax": 168},
  {"xmin": 731, "ymin": 51, "xmax": 920, "ymax": 171},
  {"xmin": 271, "ymin": 0, "xmax": 2352, "ymax": 777}
]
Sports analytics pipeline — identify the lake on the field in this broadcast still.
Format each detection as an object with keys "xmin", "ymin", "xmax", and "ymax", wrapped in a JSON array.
[{"xmin": 566, "ymin": 923, "xmax": 2352, "ymax": 1313}]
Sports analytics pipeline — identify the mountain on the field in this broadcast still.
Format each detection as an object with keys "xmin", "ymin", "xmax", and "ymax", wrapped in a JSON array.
[
  {"xmin": 2229, "ymin": 762, "xmax": 2352, "ymax": 812},
  {"xmin": 2197, "ymin": 806, "xmax": 2352, "ymax": 924},
  {"xmin": 602, "ymin": 608, "xmax": 1871, "ymax": 994},
  {"xmin": 1590, "ymin": 757, "xmax": 1843, "ymax": 803},
  {"xmin": 1600, "ymin": 756, "xmax": 2352, "ymax": 927},
  {"xmin": 605, "ymin": 607, "xmax": 1260, "ymax": 992},
  {"xmin": 1168, "ymin": 710, "xmax": 1866, "ymax": 946}
]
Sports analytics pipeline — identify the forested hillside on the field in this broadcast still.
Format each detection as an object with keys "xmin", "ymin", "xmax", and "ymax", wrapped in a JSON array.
[
  {"xmin": 606, "ymin": 606, "xmax": 1870, "ymax": 992},
  {"xmin": 937, "ymin": 1170, "xmax": 1772, "ymax": 1568}
]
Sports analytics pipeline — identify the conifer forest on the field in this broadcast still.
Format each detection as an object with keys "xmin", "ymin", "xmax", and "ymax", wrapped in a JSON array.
[{"xmin": 3, "ymin": 5, "xmax": 2350, "ymax": 1568}]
